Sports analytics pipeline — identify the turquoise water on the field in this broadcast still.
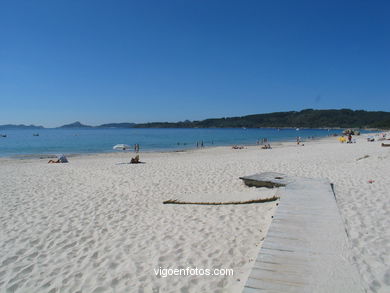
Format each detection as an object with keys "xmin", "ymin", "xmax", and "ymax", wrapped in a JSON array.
[{"xmin": 0, "ymin": 128, "xmax": 360, "ymax": 157}]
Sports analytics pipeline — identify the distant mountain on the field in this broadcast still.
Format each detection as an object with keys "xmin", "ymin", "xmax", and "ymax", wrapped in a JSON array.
[
  {"xmin": 58, "ymin": 121, "xmax": 92, "ymax": 128},
  {"xmin": 3, "ymin": 109, "xmax": 390, "ymax": 130},
  {"xmin": 98, "ymin": 122, "xmax": 136, "ymax": 128},
  {"xmin": 0, "ymin": 124, "xmax": 44, "ymax": 130},
  {"xmin": 134, "ymin": 109, "xmax": 390, "ymax": 129},
  {"xmin": 58, "ymin": 121, "xmax": 136, "ymax": 128}
]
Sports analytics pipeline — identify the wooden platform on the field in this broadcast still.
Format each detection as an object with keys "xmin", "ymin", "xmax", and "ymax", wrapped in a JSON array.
[{"xmin": 241, "ymin": 173, "xmax": 365, "ymax": 293}]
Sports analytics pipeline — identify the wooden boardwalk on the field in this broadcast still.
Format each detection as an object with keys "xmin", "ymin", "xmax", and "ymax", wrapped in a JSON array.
[{"xmin": 240, "ymin": 173, "xmax": 365, "ymax": 293}]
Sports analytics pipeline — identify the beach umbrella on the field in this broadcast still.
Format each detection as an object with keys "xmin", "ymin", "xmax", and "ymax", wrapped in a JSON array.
[{"xmin": 113, "ymin": 144, "xmax": 131, "ymax": 151}]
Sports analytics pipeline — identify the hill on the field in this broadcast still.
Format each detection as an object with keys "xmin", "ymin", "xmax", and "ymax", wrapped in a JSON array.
[
  {"xmin": 98, "ymin": 122, "xmax": 136, "ymax": 128},
  {"xmin": 134, "ymin": 109, "xmax": 390, "ymax": 129},
  {"xmin": 0, "ymin": 124, "xmax": 44, "ymax": 130},
  {"xmin": 58, "ymin": 121, "xmax": 93, "ymax": 128}
]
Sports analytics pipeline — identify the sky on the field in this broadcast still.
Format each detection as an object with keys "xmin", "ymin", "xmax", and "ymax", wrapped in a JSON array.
[{"xmin": 0, "ymin": 0, "xmax": 389, "ymax": 127}]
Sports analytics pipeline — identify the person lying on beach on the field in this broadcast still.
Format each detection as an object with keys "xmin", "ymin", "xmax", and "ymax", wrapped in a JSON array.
[
  {"xmin": 130, "ymin": 155, "xmax": 141, "ymax": 164},
  {"xmin": 261, "ymin": 144, "xmax": 272, "ymax": 149},
  {"xmin": 48, "ymin": 154, "xmax": 68, "ymax": 163},
  {"xmin": 232, "ymin": 145, "xmax": 244, "ymax": 149}
]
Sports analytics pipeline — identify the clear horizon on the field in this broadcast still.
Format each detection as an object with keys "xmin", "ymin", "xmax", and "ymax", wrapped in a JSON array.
[{"xmin": 1, "ymin": 0, "xmax": 389, "ymax": 127}]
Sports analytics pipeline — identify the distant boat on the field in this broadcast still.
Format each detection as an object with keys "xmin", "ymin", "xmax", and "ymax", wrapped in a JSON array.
[
  {"xmin": 0, "ymin": 134, "xmax": 6, "ymax": 137},
  {"xmin": 33, "ymin": 133, "xmax": 39, "ymax": 136},
  {"xmin": 296, "ymin": 128, "xmax": 300, "ymax": 131},
  {"xmin": 242, "ymin": 127, "xmax": 247, "ymax": 130}
]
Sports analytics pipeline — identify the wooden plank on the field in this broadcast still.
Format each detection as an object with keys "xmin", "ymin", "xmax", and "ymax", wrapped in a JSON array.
[{"xmin": 242, "ymin": 173, "xmax": 365, "ymax": 293}]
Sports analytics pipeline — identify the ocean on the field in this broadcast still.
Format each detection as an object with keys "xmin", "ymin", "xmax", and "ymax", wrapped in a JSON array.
[{"xmin": 0, "ymin": 128, "xmax": 365, "ymax": 157}]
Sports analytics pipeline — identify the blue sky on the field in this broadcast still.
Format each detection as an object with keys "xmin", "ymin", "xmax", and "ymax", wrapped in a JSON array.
[{"xmin": 1, "ymin": 0, "xmax": 389, "ymax": 127}]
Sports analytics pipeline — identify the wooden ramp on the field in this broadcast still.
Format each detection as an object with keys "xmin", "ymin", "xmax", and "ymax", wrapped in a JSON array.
[{"xmin": 240, "ymin": 173, "xmax": 365, "ymax": 293}]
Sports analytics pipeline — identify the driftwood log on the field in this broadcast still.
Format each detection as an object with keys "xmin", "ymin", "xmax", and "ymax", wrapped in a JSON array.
[{"xmin": 163, "ymin": 196, "xmax": 279, "ymax": 205}]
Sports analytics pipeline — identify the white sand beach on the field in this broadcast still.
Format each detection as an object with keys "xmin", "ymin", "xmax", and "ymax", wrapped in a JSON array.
[{"xmin": 1, "ymin": 134, "xmax": 389, "ymax": 293}]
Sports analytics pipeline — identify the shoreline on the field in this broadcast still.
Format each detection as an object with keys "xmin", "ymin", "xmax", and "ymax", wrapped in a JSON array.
[
  {"xmin": 0, "ymin": 133, "xmax": 336, "ymax": 161},
  {"xmin": 1, "ymin": 125, "xmax": 387, "ymax": 131}
]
